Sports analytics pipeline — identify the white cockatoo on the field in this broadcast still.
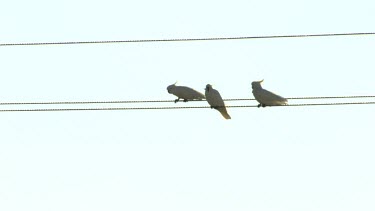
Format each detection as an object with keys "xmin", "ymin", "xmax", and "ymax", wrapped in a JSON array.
[
  {"xmin": 251, "ymin": 79, "xmax": 288, "ymax": 107},
  {"xmin": 167, "ymin": 82, "xmax": 205, "ymax": 103},
  {"xmin": 205, "ymin": 84, "xmax": 231, "ymax": 119}
]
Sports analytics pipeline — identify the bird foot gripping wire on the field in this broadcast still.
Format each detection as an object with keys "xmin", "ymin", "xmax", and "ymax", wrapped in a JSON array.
[{"xmin": 257, "ymin": 104, "xmax": 267, "ymax": 108}]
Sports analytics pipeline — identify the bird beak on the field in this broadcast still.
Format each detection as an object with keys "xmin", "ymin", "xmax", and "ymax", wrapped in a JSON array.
[{"xmin": 260, "ymin": 79, "xmax": 264, "ymax": 83}]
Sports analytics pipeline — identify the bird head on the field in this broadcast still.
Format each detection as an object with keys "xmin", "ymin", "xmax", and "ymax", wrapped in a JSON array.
[
  {"xmin": 205, "ymin": 84, "xmax": 213, "ymax": 92},
  {"xmin": 167, "ymin": 81, "xmax": 177, "ymax": 93},
  {"xmin": 251, "ymin": 79, "xmax": 264, "ymax": 90}
]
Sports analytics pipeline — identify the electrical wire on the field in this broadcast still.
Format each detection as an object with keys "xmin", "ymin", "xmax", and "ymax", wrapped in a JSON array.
[
  {"xmin": 0, "ymin": 102, "xmax": 374, "ymax": 112},
  {"xmin": 1, "ymin": 32, "xmax": 374, "ymax": 47},
  {"xmin": 0, "ymin": 95, "xmax": 374, "ymax": 105}
]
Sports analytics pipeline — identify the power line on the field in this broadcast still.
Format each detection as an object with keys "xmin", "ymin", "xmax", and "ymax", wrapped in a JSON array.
[
  {"xmin": 1, "ymin": 32, "xmax": 374, "ymax": 47},
  {"xmin": 1, "ymin": 95, "xmax": 374, "ymax": 105},
  {"xmin": 0, "ymin": 102, "xmax": 374, "ymax": 112},
  {"xmin": 287, "ymin": 95, "xmax": 375, "ymax": 100}
]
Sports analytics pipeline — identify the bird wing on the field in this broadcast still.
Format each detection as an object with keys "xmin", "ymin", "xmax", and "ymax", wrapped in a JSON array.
[
  {"xmin": 254, "ymin": 89, "xmax": 288, "ymax": 105},
  {"xmin": 174, "ymin": 86, "xmax": 205, "ymax": 100},
  {"xmin": 205, "ymin": 89, "xmax": 231, "ymax": 119},
  {"xmin": 206, "ymin": 89, "xmax": 225, "ymax": 107}
]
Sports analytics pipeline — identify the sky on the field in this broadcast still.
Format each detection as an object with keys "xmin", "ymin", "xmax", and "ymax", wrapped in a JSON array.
[{"xmin": 0, "ymin": 0, "xmax": 375, "ymax": 210}]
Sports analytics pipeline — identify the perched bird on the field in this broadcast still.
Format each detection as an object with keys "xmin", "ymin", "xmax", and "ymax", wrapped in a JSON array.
[
  {"xmin": 167, "ymin": 82, "xmax": 205, "ymax": 103},
  {"xmin": 251, "ymin": 79, "xmax": 288, "ymax": 107},
  {"xmin": 205, "ymin": 84, "xmax": 231, "ymax": 119}
]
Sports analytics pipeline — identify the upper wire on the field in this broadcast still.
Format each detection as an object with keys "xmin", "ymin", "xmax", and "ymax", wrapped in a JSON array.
[
  {"xmin": 0, "ymin": 95, "xmax": 374, "ymax": 105},
  {"xmin": 1, "ymin": 32, "xmax": 374, "ymax": 47}
]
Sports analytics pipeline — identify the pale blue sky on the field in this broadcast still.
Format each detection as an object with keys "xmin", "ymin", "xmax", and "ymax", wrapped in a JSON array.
[{"xmin": 1, "ymin": 0, "xmax": 375, "ymax": 210}]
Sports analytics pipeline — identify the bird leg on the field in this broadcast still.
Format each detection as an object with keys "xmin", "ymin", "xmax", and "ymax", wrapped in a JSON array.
[
  {"xmin": 257, "ymin": 103, "xmax": 267, "ymax": 108},
  {"xmin": 183, "ymin": 99, "xmax": 188, "ymax": 102},
  {"xmin": 174, "ymin": 98, "xmax": 180, "ymax": 103}
]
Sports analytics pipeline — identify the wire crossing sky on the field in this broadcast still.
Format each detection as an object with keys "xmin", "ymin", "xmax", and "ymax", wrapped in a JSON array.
[
  {"xmin": 0, "ymin": 95, "xmax": 374, "ymax": 105},
  {"xmin": 1, "ymin": 32, "xmax": 374, "ymax": 47},
  {"xmin": 0, "ymin": 102, "xmax": 374, "ymax": 113}
]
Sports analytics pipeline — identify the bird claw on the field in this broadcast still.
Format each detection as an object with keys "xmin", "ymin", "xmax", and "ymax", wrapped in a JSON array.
[
  {"xmin": 257, "ymin": 104, "xmax": 267, "ymax": 108},
  {"xmin": 183, "ymin": 99, "xmax": 188, "ymax": 102},
  {"xmin": 174, "ymin": 98, "xmax": 180, "ymax": 103}
]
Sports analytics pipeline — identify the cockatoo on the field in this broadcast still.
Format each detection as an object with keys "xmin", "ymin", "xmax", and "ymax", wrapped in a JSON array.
[
  {"xmin": 251, "ymin": 79, "xmax": 288, "ymax": 107},
  {"xmin": 205, "ymin": 84, "xmax": 231, "ymax": 119},
  {"xmin": 167, "ymin": 82, "xmax": 205, "ymax": 103}
]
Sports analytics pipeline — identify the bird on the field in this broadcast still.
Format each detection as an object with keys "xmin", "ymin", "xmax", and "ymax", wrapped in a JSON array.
[
  {"xmin": 251, "ymin": 79, "xmax": 288, "ymax": 107},
  {"xmin": 167, "ymin": 82, "xmax": 205, "ymax": 103},
  {"xmin": 205, "ymin": 84, "xmax": 231, "ymax": 119}
]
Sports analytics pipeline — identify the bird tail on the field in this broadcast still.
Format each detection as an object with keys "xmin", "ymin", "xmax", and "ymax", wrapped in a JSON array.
[{"xmin": 218, "ymin": 108, "xmax": 231, "ymax": 119}]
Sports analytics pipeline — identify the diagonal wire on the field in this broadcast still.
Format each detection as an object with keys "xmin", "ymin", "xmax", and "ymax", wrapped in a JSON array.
[
  {"xmin": 0, "ymin": 102, "xmax": 374, "ymax": 112},
  {"xmin": 1, "ymin": 95, "xmax": 375, "ymax": 105},
  {"xmin": 1, "ymin": 32, "xmax": 374, "ymax": 47}
]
